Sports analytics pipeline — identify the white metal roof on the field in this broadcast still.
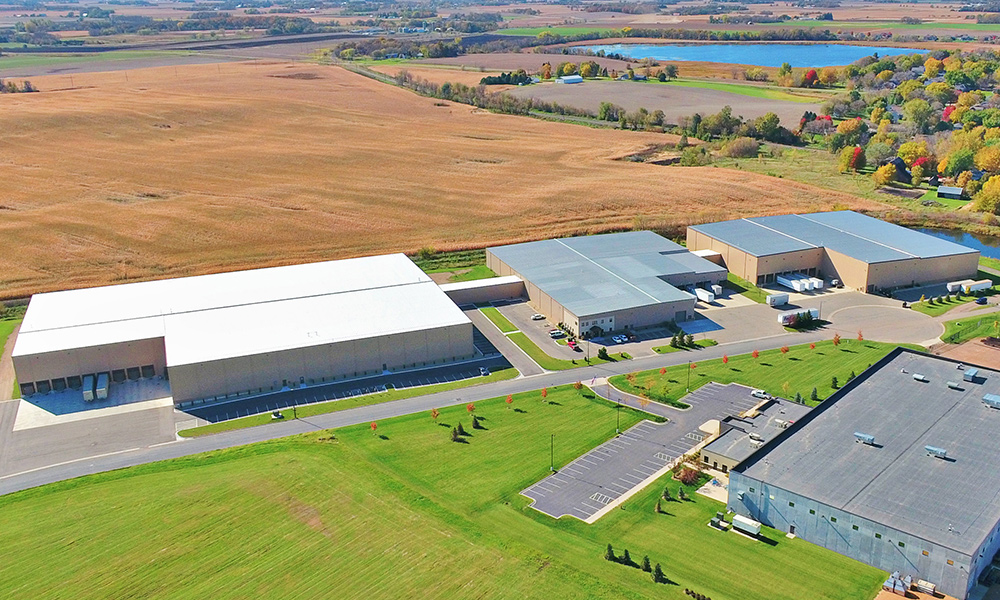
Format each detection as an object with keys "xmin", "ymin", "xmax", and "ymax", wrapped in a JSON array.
[
  {"xmin": 438, "ymin": 275, "xmax": 522, "ymax": 293},
  {"xmin": 14, "ymin": 254, "xmax": 471, "ymax": 364}
]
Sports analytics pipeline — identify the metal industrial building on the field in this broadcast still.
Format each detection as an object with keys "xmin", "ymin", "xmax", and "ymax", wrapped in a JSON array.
[
  {"xmin": 486, "ymin": 231, "xmax": 727, "ymax": 336},
  {"xmin": 728, "ymin": 348, "xmax": 1000, "ymax": 599},
  {"xmin": 687, "ymin": 211, "xmax": 979, "ymax": 293},
  {"xmin": 13, "ymin": 255, "xmax": 474, "ymax": 405}
]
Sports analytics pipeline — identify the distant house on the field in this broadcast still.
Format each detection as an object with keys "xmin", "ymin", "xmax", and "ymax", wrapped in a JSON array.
[
  {"xmin": 937, "ymin": 186, "xmax": 964, "ymax": 200},
  {"xmin": 556, "ymin": 75, "xmax": 583, "ymax": 84}
]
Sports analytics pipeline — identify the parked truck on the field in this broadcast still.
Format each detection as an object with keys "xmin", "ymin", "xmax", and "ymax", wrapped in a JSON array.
[
  {"xmin": 82, "ymin": 375, "xmax": 95, "ymax": 402},
  {"xmin": 947, "ymin": 279, "xmax": 974, "ymax": 293},
  {"xmin": 962, "ymin": 279, "xmax": 992, "ymax": 294},
  {"xmin": 96, "ymin": 373, "xmax": 109, "ymax": 400},
  {"xmin": 766, "ymin": 293, "xmax": 789, "ymax": 307},
  {"xmin": 694, "ymin": 288, "xmax": 714, "ymax": 303},
  {"xmin": 777, "ymin": 308, "xmax": 819, "ymax": 326},
  {"xmin": 809, "ymin": 277, "xmax": 824, "ymax": 290},
  {"xmin": 710, "ymin": 284, "xmax": 723, "ymax": 296},
  {"xmin": 776, "ymin": 274, "xmax": 809, "ymax": 292},
  {"xmin": 732, "ymin": 514, "xmax": 762, "ymax": 536}
]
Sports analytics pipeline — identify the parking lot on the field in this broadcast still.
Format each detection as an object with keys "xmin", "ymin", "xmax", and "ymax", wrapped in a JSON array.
[{"xmin": 521, "ymin": 382, "xmax": 761, "ymax": 521}]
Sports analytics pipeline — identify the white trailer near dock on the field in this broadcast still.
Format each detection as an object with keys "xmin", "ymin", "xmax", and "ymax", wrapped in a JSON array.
[
  {"xmin": 777, "ymin": 274, "xmax": 809, "ymax": 292},
  {"xmin": 962, "ymin": 279, "xmax": 992, "ymax": 293},
  {"xmin": 694, "ymin": 288, "xmax": 715, "ymax": 303},
  {"xmin": 732, "ymin": 514, "xmax": 762, "ymax": 536},
  {"xmin": 947, "ymin": 279, "xmax": 975, "ymax": 293},
  {"xmin": 778, "ymin": 308, "xmax": 819, "ymax": 326},
  {"xmin": 96, "ymin": 373, "xmax": 109, "ymax": 400},
  {"xmin": 82, "ymin": 375, "xmax": 95, "ymax": 402},
  {"xmin": 766, "ymin": 293, "xmax": 789, "ymax": 307}
]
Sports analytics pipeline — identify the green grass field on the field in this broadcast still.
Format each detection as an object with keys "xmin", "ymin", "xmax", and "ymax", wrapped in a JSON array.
[
  {"xmin": 0, "ymin": 385, "xmax": 885, "ymax": 600},
  {"xmin": 611, "ymin": 339, "xmax": 920, "ymax": 407},
  {"xmin": 448, "ymin": 265, "xmax": 497, "ymax": 282},
  {"xmin": 179, "ymin": 367, "xmax": 518, "ymax": 437},
  {"xmin": 916, "ymin": 188, "xmax": 969, "ymax": 210},
  {"xmin": 725, "ymin": 273, "xmax": 767, "ymax": 303},
  {"xmin": 663, "ymin": 78, "xmax": 828, "ymax": 103},
  {"xmin": 942, "ymin": 313, "xmax": 1000, "ymax": 344},
  {"xmin": 0, "ymin": 50, "xmax": 183, "ymax": 71},
  {"xmin": 480, "ymin": 306, "xmax": 519, "ymax": 333},
  {"xmin": 507, "ymin": 332, "xmax": 625, "ymax": 370},
  {"xmin": 909, "ymin": 270, "xmax": 1000, "ymax": 317}
]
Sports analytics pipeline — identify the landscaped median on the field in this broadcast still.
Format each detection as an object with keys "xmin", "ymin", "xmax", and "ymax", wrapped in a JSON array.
[
  {"xmin": 178, "ymin": 367, "xmax": 518, "ymax": 437},
  {"xmin": 479, "ymin": 306, "xmax": 518, "ymax": 333},
  {"xmin": 653, "ymin": 339, "xmax": 717, "ymax": 354},
  {"xmin": 909, "ymin": 269, "xmax": 1000, "ymax": 317},
  {"xmin": 506, "ymin": 331, "xmax": 627, "ymax": 371},
  {"xmin": 610, "ymin": 339, "xmax": 924, "ymax": 409}
]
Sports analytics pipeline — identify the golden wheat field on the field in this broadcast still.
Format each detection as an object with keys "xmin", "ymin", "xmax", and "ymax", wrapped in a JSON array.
[{"xmin": 0, "ymin": 60, "xmax": 883, "ymax": 299}]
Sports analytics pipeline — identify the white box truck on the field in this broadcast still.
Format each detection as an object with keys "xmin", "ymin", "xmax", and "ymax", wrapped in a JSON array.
[
  {"xmin": 766, "ymin": 293, "xmax": 789, "ymax": 307},
  {"xmin": 82, "ymin": 375, "xmax": 95, "ymax": 402},
  {"xmin": 732, "ymin": 514, "xmax": 762, "ymax": 536},
  {"xmin": 946, "ymin": 280, "xmax": 973, "ymax": 293},
  {"xmin": 711, "ymin": 284, "xmax": 723, "ymax": 296},
  {"xmin": 778, "ymin": 308, "xmax": 819, "ymax": 326},
  {"xmin": 962, "ymin": 279, "xmax": 992, "ymax": 293},
  {"xmin": 809, "ymin": 277, "xmax": 824, "ymax": 290},
  {"xmin": 96, "ymin": 373, "xmax": 109, "ymax": 400},
  {"xmin": 695, "ymin": 288, "xmax": 714, "ymax": 303}
]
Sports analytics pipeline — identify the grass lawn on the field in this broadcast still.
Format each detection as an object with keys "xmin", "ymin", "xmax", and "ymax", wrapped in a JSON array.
[
  {"xmin": 916, "ymin": 188, "xmax": 969, "ymax": 210},
  {"xmin": 654, "ymin": 339, "xmax": 718, "ymax": 353},
  {"xmin": 412, "ymin": 249, "xmax": 486, "ymax": 273},
  {"xmin": 0, "ymin": 50, "xmax": 183, "ymax": 71},
  {"xmin": 480, "ymin": 306, "xmax": 519, "ymax": 333},
  {"xmin": 448, "ymin": 265, "xmax": 497, "ymax": 282},
  {"xmin": 507, "ymin": 332, "xmax": 626, "ymax": 370},
  {"xmin": 0, "ymin": 385, "xmax": 885, "ymax": 600},
  {"xmin": 942, "ymin": 313, "xmax": 1000, "ymax": 344},
  {"xmin": 498, "ymin": 26, "xmax": 612, "ymax": 36},
  {"xmin": 663, "ymin": 78, "xmax": 828, "ymax": 103},
  {"xmin": 725, "ymin": 273, "xmax": 767, "ymax": 304},
  {"xmin": 611, "ymin": 339, "xmax": 922, "ymax": 407},
  {"xmin": 909, "ymin": 270, "xmax": 1000, "ymax": 317},
  {"xmin": 981, "ymin": 256, "xmax": 1000, "ymax": 273},
  {"xmin": 179, "ymin": 367, "xmax": 518, "ymax": 437}
]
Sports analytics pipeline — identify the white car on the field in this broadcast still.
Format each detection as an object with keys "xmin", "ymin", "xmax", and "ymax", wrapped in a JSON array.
[
  {"xmin": 750, "ymin": 389, "xmax": 771, "ymax": 400},
  {"xmin": 531, "ymin": 313, "xmax": 545, "ymax": 321},
  {"xmin": 548, "ymin": 329, "xmax": 566, "ymax": 339}
]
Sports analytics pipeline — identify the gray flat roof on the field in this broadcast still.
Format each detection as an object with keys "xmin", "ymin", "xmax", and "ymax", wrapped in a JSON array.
[
  {"xmin": 689, "ymin": 211, "xmax": 977, "ymax": 263},
  {"xmin": 488, "ymin": 231, "xmax": 725, "ymax": 317},
  {"xmin": 740, "ymin": 349, "xmax": 1000, "ymax": 555},
  {"xmin": 703, "ymin": 398, "xmax": 811, "ymax": 464}
]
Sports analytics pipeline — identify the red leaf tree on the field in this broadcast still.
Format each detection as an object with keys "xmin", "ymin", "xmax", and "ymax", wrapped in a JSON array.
[
  {"xmin": 431, "ymin": 408, "xmax": 439, "ymax": 420},
  {"xmin": 857, "ymin": 330, "xmax": 864, "ymax": 342},
  {"xmin": 833, "ymin": 333, "xmax": 841, "ymax": 346},
  {"xmin": 370, "ymin": 422, "xmax": 378, "ymax": 433},
  {"xmin": 505, "ymin": 394, "xmax": 513, "ymax": 408},
  {"xmin": 722, "ymin": 354, "xmax": 729, "ymax": 365},
  {"xmin": 466, "ymin": 403, "xmax": 475, "ymax": 414},
  {"xmin": 659, "ymin": 366, "xmax": 666, "ymax": 376},
  {"xmin": 809, "ymin": 343, "xmax": 816, "ymax": 350},
  {"xmin": 780, "ymin": 346, "xmax": 790, "ymax": 356},
  {"xmin": 541, "ymin": 387, "xmax": 548, "ymax": 399},
  {"xmin": 804, "ymin": 68, "xmax": 819, "ymax": 87},
  {"xmin": 752, "ymin": 349, "xmax": 759, "ymax": 359}
]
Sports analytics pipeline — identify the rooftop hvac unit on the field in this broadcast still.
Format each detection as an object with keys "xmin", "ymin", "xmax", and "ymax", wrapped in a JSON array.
[
  {"xmin": 749, "ymin": 432, "xmax": 763, "ymax": 442},
  {"xmin": 854, "ymin": 432, "xmax": 876, "ymax": 445},
  {"xmin": 947, "ymin": 381, "xmax": 962, "ymax": 390},
  {"xmin": 774, "ymin": 419, "xmax": 788, "ymax": 429},
  {"xmin": 912, "ymin": 373, "xmax": 928, "ymax": 382},
  {"xmin": 926, "ymin": 446, "xmax": 948, "ymax": 459},
  {"xmin": 750, "ymin": 440, "xmax": 764, "ymax": 449},
  {"xmin": 984, "ymin": 394, "xmax": 1000, "ymax": 409}
]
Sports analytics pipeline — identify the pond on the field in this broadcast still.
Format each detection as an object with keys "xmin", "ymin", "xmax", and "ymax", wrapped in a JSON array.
[
  {"xmin": 578, "ymin": 43, "xmax": 927, "ymax": 68},
  {"xmin": 913, "ymin": 227, "xmax": 1000, "ymax": 260}
]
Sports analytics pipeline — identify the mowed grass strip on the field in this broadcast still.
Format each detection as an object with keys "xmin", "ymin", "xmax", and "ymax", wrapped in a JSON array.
[
  {"xmin": 179, "ymin": 367, "xmax": 518, "ymax": 437},
  {"xmin": 507, "ymin": 331, "xmax": 625, "ymax": 370},
  {"xmin": 480, "ymin": 306, "xmax": 519, "ymax": 333},
  {"xmin": 663, "ymin": 78, "xmax": 829, "ymax": 102},
  {"xmin": 611, "ymin": 339, "xmax": 921, "ymax": 407},
  {"xmin": 0, "ymin": 385, "xmax": 885, "ymax": 600},
  {"xmin": 910, "ymin": 270, "xmax": 1000, "ymax": 317},
  {"xmin": 942, "ymin": 313, "xmax": 1000, "ymax": 344}
]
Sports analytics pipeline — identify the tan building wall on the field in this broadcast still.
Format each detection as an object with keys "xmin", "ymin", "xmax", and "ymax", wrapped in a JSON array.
[
  {"xmin": 687, "ymin": 229, "xmax": 756, "ymax": 281},
  {"xmin": 13, "ymin": 337, "xmax": 167, "ymax": 394},
  {"xmin": 168, "ymin": 323, "xmax": 474, "ymax": 403},
  {"xmin": 866, "ymin": 252, "xmax": 980, "ymax": 292},
  {"xmin": 578, "ymin": 299, "xmax": 696, "ymax": 334},
  {"xmin": 819, "ymin": 248, "xmax": 871, "ymax": 291},
  {"xmin": 753, "ymin": 248, "xmax": 825, "ymax": 284},
  {"xmin": 441, "ymin": 280, "xmax": 526, "ymax": 306},
  {"xmin": 701, "ymin": 448, "xmax": 739, "ymax": 474}
]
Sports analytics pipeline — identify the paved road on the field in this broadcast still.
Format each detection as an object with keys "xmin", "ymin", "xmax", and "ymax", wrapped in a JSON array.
[
  {"xmin": 522, "ymin": 383, "xmax": 758, "ymax": 520},
  {"xmin": 464, "ymin": 308, "xmax": 545, "ymax": 376},
  {"xmin": 0, "ymin": 330, "xmax": 828, "ymax": 496}
]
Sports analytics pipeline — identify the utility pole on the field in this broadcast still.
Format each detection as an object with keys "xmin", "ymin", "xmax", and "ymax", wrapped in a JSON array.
[
  {"xmin": 616, "ymin": 397, "xmax": 621, "ymax": 435},
  {"xmin": 550, "ymin": 434, "xmax": 555, "ymax": 472},
  {"xmin": 686, "ymin": 360, "xmax": 692, "ymax": 392}
]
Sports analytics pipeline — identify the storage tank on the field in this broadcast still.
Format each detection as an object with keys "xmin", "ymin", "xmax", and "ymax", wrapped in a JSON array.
[{"xmin": 82, "ymin": 375, "xmax": 95, "ymax": 402}]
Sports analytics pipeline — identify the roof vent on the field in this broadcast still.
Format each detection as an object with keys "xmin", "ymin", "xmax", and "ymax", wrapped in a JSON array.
[
  {"xmin": 749, "ymin": 432, "xmax": 763, "ymax": 442},
  {"xmin": 775, "ymin": 419, "xmax": 788, "ymax": 429},
  {"xmin": 984, "ymin": 394, "xmax": 1000, "ymax": 409},
  {"xmin": 926, "ymin": 446, "xmax": 948, "ymax": 459},
  {"xmin": 854, "ymin": 432, "xmax": 876, "ymax": 445},
  {"xmin": 947, "ymin": 381, "xmax": 962, "ymax": 390},
  {"xmin": 913, "ymin": 373, "xmax": 928, "ymax": 382}
]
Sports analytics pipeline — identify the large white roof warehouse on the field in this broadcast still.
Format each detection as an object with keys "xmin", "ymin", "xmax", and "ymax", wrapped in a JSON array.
[{"xmin": 13, "ymin": 255, "xmax": 475, "ymax": 404}]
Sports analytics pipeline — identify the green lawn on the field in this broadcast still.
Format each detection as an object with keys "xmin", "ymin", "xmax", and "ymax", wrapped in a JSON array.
[
  {"xmin": 653, "ymin": 339, "xmax": 718, "ymax": 353},
  {"xmin": 480, "ymin": 306, "xmax": 519, "ymax": 333},
  {"xmin": 498, "ymin": 26, "xmax": 612, "ymax": 36},
  {"xmin": 412, "ymin": 249, "xmax": 486, "ymax": 273},
  {"xmin": 909, "ymin": 270, "xmax": 1000, "ymax": 317},
  {"xmin": 663, "ymin": 78, "xmax": 828, "ymax": 103},
  {"xmin": 1, "ymin": 319, "xmax": 20, "ymax": 398},
  {"xmin": 790, "ymin": 19, "xmax": 1000, "ymax": 31},
  {"xmin": 448, "ymin": 265, "xmax": 497, "ymax": 282},
  {"xmin": 0, "ymin": 50, "xmax": 183, "ymax": 71},
  {"xmin": 942, "ymin": 313, "xmax": 1000, "ymax": 344},
  {"xmin": 507, "ymin": 332, "xmax": 625, "ymax": 370},
  {"xmin": 916, "ymin": 188, "xmax": 969, "ymax": 210},
  {"xmin": 611, "ymin": 339, "xmax": 921, "ymax": 407},
  {"xmin": 725, "ymin": 273, "xmax": 767, "ymax": 304},
  {"xmin": 179, "ymin": 367, "xmax": 518, "ymax": 437},
  {"xmin": 0, "ymin": 385, "xmax": 885, "ymax": 600}
]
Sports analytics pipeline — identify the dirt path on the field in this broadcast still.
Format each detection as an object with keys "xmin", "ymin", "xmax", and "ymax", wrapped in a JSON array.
[{"xmin": 0, "ymin": 323, "xmax": 20, "ymax": 401}]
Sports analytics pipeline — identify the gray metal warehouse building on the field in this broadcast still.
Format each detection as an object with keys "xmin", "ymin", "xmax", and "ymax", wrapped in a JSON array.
[
  {"xmin": 486, "ymin": 231, "xmax": 727, "ymax": 336},
  {"xmin": 13, "ymin": 254, "xmax": 475, "ymax": 406},
  {"xmin": 728, "ymin": 348, "xmax": 1000, "ymax": 599}
]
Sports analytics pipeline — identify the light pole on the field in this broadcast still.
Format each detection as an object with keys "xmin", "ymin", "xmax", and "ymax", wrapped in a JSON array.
[
  {"xmin": 550, "ymin": 434, "xmax": 555, "ymax": 472},
  {"xmin": 686, "ymin": 360, "xmax": 692, "ymax": 392},
  {"xmin": 616, "ymin": 397, "xmax": 621, "ymax": 435}
]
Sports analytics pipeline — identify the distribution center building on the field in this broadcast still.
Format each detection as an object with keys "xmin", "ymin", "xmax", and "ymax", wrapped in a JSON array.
[
  {"xmin": 687, "ymin": 211, "xmax": 979, "ymax": 293},
  {"xmin": 728, "ymin": 348, "xmax": 1000, "ymax": 599},
  {"xmin": 12, "ymin": 254, "xmax": 474, "ymax": 405},
  {"xmin": 486, "ymin": 231, "xmax": 726, "ymax": 336}
]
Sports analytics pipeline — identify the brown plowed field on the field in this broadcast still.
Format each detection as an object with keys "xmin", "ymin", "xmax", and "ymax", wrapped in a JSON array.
[{"xmin": 0, "ymin": 60, "xmax": 884, "ymax": 299}]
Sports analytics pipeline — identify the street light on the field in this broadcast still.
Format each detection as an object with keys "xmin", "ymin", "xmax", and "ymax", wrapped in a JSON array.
[
  {"xmin": 616, "ymin": 397, "xmax": 621, "ymax": 435},
  {"xmin": 686, "ymin": 360, "xmax": 692, "ymax": 392},
  {"xmin": 550, "ymin": 434, "xmax": 555, "ymax": 472}
]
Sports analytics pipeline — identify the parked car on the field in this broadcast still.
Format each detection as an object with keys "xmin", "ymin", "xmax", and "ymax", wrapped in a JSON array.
[
  {"xmin": 750, "ymin": 389, "xmax": 771, "ymax": 400},
  {"xmin": 830, "ymin": 279, "xmax": 843, "ymax": 288},
  {"xmin": 567, "ymin": 340, "xmax": 577, "ymax": 350},
  {"xmin": 977, "ymin": 297, "xmax": 989, "ymax": 305},
  {"xmin": 531, "ymin": 313, "xmax": 545, "ymax": 321},
  {"xmin": 612, "ymin": 335, "xmax": 626, "ymax": 344},
  {"xmin": 549, "ymin": 329, "xmax": 566, "ymax": 339},
  {"xmin": 479, "ymin": 366, "xmax": 490, "ymax": 376}
]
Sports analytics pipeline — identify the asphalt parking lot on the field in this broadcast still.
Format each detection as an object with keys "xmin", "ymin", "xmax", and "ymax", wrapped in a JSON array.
[{"xmin": 521, "ymin": 382, "xmax": 761, "ymax": 520}]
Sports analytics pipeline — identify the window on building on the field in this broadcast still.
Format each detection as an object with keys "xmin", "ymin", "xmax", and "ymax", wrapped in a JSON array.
[
  {"xmin": 788, "ymin": 502, "xmax": 795, "ymax": 508},
  {"xmin": 809, "ymin": 509, "xmax": 816, "ymax": 515},
  {"xmin": 898, "ymin": 542, "xmax": 905, "ymax": 548},
  {"xmin": 875, "ymin": 533, "xmax": 882, "ymax": 539},
  {"xmin": 852, "ymin": 525, "xmax": 859, "ymax": 531},
  {"xmin": 830, "ymin": 517, "xmax": 837, "ymax": 523},
  {"xmin": 703, "ymin": 456, "xmax": 710, "ymax": 462},
  {"xmin": 922, "ymin": 550, "xmax": 929, "ymax": 557}
]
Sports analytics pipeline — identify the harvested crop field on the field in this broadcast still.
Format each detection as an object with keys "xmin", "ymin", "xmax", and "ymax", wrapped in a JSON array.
[
  {"xmin": 505, "ymin": 78, "xmax": 824, "ymax": 126},
  {"xmin": 0, "ymin": 61, "xmax": 882, "ymax": 299}
]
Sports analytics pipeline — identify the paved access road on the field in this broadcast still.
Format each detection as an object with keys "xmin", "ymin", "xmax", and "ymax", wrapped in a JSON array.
[{"xmin": 522, "ymin": 383, "xmax": 758, "ymax": 520}]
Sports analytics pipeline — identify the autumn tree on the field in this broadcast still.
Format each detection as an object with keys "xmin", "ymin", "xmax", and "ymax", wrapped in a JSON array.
[
  {"xmin": 752, "ymin": 349, "xmax": 759, "ymax": 359},
  {"xmin": 873, "ymin": 163, "xmax": 896, "ymax": 188},
  {"xmin": 541, "ymin": 387, "xmax": 548, "ymax": 401},
  {"xmin": 659, "ymin": 366, "xmax": 666, "ymax": 376},
  {"xmin": 370, "ymin": 422, "xmax": 378, "ymax": 435},
  {"xmin": 903, "ymin": 98, "xmax": 933, "ymax": 132},
  {"xmin": 857, "ymin": 330, "xmax": 864, "ymax": 342},
  {"xmin": 466, "ymin": 403, "xmax": 475, "ymax": 415},
  {"xmin": 573, "ymin": 381, "xmax": 582, "ymax": 390},
  {"xmin": 540, "ymin": 62, "xmax": 552, "ymax": 79},
  {"xmin": 818, "ymin": 67, "xmax": 840, "ymax": 86},
  {"xmin": 803, "ymin": 68, "xmax": 818, "ymax": 87},
  {"xmin": 833, "ymin": 333, "xmax": 841, "ymax": 346},
  {"xmin": 780, "ymin": 345, "xmax": 790, "ymax": 356},
  {"xmin": 722, "ymin": 354, "xmax": 729, "ymax": 365},
  {"xmin": 809, "ymin": 342, "xmax": 816, "ymax": 350},
  {"xmin": 976, "ymin": 146, "xmax": 1000, "ymax": 173},
  {"xmin": 431, "ymin": 408, "xmax": 440, "ymax": 421},
  {"xmin": 973, "ymin": 175, "xmax": 1000, "ymax": 214},
  {"xmin": 505, "ymin": 394, "xmax": 513, "ymax": 408}
]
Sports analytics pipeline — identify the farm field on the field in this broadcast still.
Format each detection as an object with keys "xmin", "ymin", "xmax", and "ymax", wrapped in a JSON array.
[
  {"xmin": 0, "ymin": 385, "xmax": 886, "ymax": 600},
  {"xmin": 0, "ymin": 60, "xmax": 881, "ymax": 299},
  {"xmin": 505, "ymin": 78, "xmax": 825, "ymax": 126},
  {"xmin": 610, "ymin": 340, "xmax": 922, "ymax": 407}
]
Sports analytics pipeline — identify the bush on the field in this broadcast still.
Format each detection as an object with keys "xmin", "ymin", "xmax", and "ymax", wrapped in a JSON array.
[
  {"xmin": 597, "ymin": 347, "xmax": 610, "ymax": 360},
  {"xmin": 457, "ymin": 422, "xmax": 467, "ymax": 436},
  {"xmin": 831, "ymin": 376, "xmax": 838, "ymax": 389},
  {"xmin": 451, "ymin": 427, "xmax": 460, "ymax": 442},
  {"xmin": 678, "ymin": 466, "xmax": 701, "ymax": 485},
  {"xmin": 605, "ymin": 543, "xmax": 615, "ymax": 562},
  {"xmin": 685, "ymin": 334, "xmax": 694, "ymax": 346},
  {"xmin": 472, "ymin": 415, "xmax": 484, "ymax": 429},
  {"xmin": 810, "ymin": 387, "xmax": 818, "ymax": 402},
  {"xmin": 720, "ymin": 136, "xmax": 759, "ymax": 158},
  {"xmin": 642, "ymin": 555, "xmax": 652, "ymax": 572}
]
